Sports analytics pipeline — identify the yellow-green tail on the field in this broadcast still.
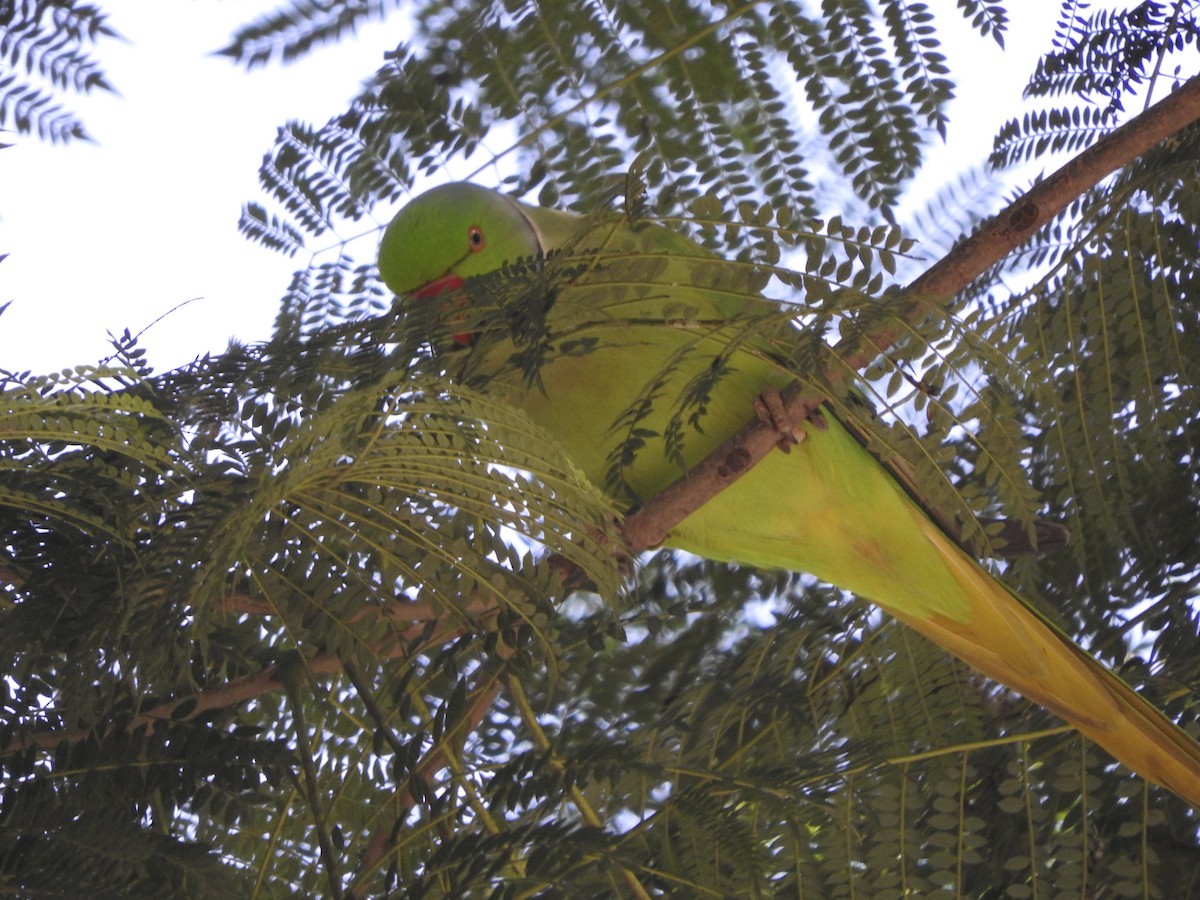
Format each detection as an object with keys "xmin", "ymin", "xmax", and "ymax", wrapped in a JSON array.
[{"xmin": 900, "ymin": 514, "xmax": 1200, "ymax": 806}]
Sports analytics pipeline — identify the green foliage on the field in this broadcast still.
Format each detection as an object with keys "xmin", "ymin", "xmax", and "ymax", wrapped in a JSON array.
[
  {"xmin": 4, "ymin": 0, "xmax": 1200, "ymax": 896},
  {"xmin": 992, "ymin": 1, "xmax": 1200, "ymax": 169},
  {"xmin": 240, "ymin": 0, "xmax": 958, "ymax": 242},
  {"xmin": 1037, "ymin": 0, "xmax": 1198, "ymax": 109},
  {"xmin": 0, "ymin": 319, "xmax": 623, "ymax": 893},
  {"xmin": 0, "ymin": 0, "xmax": 116, "ymax": 143},
  {"xmin": 220, "ymin": 0, "xmax": 405, "ymax": 68}
]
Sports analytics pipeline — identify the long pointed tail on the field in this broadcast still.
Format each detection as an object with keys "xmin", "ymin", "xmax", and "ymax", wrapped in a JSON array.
[{"xmin": 895, "ymin": 515, "xmax": 1200, "ymax": 807}]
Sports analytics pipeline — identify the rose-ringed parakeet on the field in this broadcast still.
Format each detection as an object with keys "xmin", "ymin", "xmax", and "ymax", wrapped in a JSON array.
[{"xmin": 377, "ymin": 182, "xmax": 1200, "ymax": 806}]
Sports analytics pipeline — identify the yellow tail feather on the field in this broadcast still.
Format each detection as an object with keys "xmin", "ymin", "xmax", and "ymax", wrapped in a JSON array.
[{"xmin": 902, "ymin": 515, "xmax": 1200, "ymax": 806}]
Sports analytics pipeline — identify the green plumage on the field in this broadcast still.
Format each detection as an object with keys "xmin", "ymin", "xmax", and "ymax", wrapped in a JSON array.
[{"xmin": 378, "ymin": 182, "xmax": 1200, "ymax": 806}]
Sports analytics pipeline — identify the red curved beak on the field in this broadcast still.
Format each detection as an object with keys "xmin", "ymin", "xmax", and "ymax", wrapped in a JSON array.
[{"xmin": 412, "ymin": 275, "xmax": 474, "ymax": 346}]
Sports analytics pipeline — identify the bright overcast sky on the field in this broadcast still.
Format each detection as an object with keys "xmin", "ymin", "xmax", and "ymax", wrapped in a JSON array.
[{"xmin": 0, "ymin": 3, "xmax": 1059, "ymax": 376}]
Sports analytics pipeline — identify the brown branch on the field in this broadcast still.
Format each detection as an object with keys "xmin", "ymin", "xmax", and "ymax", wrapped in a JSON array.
[
  {"xmin": 0, "ymin": 566, "xmax": 25, "ymax": 589},
  {"xmin": 4, "ymin": 618, "xmax": 461, "ymax": 755},
  {"xmin": 841, "ymin": 76, "xmax": 1200, "ymax": 371},
  {"xmin": 622, "ymin": 72, "xmax": 1200, "ymax": 552},
  {"xmin": 215, "ymin": 587, "xmax": 498, "ymax": 624},
  {"xmin": 215, "ymin": 591, "xmax": 276, "ymax": 616}
]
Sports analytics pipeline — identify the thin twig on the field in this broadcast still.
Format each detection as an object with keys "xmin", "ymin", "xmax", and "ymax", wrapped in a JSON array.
[
  {"xmin": 281, "ymin": 657, "xmax": 344, "ymax": 898},
  {"xmin": 357, "ymin": 673, "xmax": 506, "ymax": 875}
]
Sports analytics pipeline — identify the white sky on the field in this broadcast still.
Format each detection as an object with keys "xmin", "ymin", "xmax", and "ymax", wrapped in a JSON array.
[
  {"xmin": 0, "ymin": 0, "xmax": 402, "ymax": 375},
  {"xmin": 0, "ymin": 3, "xmax": 1060, "ymax": 376}
]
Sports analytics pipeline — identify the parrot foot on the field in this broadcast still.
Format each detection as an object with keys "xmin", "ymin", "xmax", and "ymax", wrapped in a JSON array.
[{"xmin": 754, "ymin": 387, "xmax": 805, "ymax": 452}]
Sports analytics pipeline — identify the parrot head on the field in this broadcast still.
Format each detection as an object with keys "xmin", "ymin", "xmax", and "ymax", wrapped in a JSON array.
[{"xmin": 378, "ymin": 183, "xmax": 543, "ymax": 344}]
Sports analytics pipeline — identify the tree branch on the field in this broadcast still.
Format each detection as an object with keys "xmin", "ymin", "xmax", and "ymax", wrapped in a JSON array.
[
  {"xmin": 622, "ymin": 72, "xmax": 1200, "ymax": 552},
  {"xmin": 213, "ymin": 588, "xmax": 486, "ymax": 623},
  {"xmin": 3, "ymin": 618, "xmax": 461, "ymax": 755}
]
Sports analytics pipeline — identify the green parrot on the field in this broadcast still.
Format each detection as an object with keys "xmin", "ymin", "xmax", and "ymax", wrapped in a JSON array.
[{"xmin": 377, "ymin": 181, "xmax": 1200, "ymax": 806}]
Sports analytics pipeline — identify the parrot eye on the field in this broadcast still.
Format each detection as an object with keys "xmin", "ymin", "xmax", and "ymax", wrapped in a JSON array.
[{"xmin": 467, "ymin": 225, "xmax": 485, "ymax": 253}]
